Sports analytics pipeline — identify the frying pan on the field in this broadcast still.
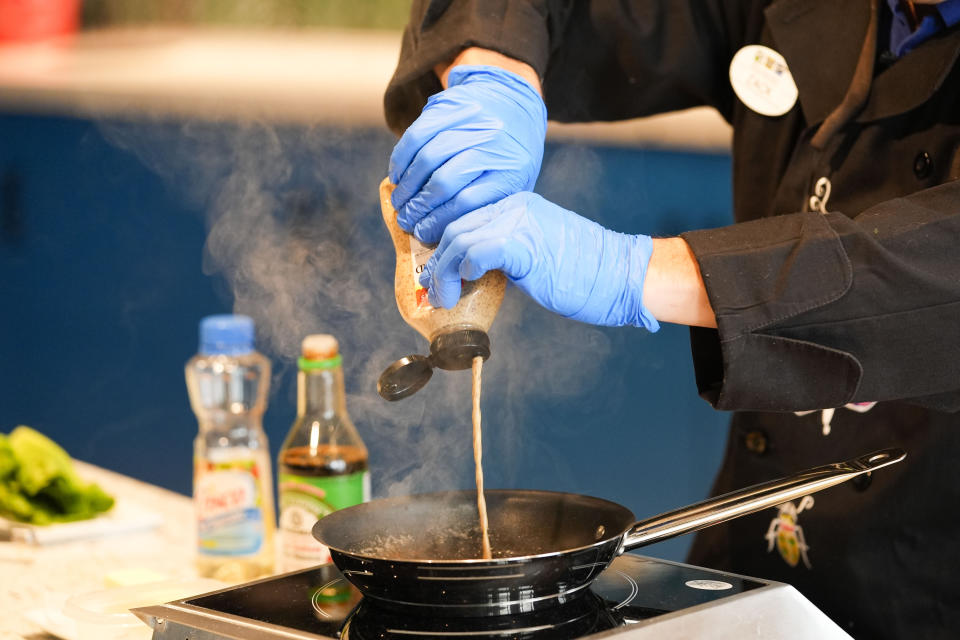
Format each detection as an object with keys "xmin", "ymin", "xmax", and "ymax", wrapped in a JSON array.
[{"xmin": 313, "ymin": 448, "xmax": 904, "ymax": 616}]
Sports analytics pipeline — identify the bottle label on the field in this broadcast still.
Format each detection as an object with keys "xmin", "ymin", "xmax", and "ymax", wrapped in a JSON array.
[
  {"xmin": 195, "ymin": 459, "xmax": 266, "ymax": 557},
  {"xmin": 278, "ymin": 470, "xmax": 370, "ymax": 570},
  {"xmin": 409, "ymin": 235, "xmax": 434, "ymax": 309}
]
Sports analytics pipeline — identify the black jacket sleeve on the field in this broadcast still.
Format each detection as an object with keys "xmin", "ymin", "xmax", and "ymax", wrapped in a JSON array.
[
  {"xmin": 384, "ymin": 0, "xmax": 559, "ymax": 135},
  {"xmin": 682, "ymin": 181, "xmax": 960, "ymax": 413},
  {"xmin": 384, "ymin": 0, "xmax": 754, "ymax": 134}
]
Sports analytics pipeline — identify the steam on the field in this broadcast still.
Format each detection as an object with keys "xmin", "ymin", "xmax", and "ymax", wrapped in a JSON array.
[{"xmin": 99, "ymin": 117, "xmax": 612, "ymax": 497}]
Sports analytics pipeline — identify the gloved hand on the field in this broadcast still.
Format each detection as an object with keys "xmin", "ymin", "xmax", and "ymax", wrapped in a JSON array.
[
  {"xmin": 388, "ymin": 65, "xmax": 547, "ymax": 244},
  {"xmin": 420, "ymin": 192, "xmax": 660, "ymax": 330}
]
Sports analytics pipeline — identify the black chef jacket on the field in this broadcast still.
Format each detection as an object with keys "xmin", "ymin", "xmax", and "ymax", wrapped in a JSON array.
[{"xmin": 384, "ymin": 1, "xmax": 960, "ymax": 638}]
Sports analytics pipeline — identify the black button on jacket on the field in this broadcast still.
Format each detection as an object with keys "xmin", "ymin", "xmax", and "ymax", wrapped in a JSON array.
[{"xmin": 384, "ymin": 1, "xmax": 960, "ymax": 637}]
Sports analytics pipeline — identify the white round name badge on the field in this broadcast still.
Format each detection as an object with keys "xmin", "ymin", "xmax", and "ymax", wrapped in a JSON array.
[{"xmin": 729, "ymin": 45, "xmax": 798, "ymax": 117}]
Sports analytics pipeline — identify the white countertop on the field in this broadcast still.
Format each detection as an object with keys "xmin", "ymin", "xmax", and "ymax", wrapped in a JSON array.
[
  {"xmin": 0, "ymin": 27, "xmax": 731, "ymax": 151},
  {"xmin": 0, "ymin": 461, "xmax": 196, "ymax": 639}
]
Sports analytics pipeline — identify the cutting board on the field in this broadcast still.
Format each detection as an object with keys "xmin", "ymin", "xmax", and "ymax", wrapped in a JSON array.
[{"xmin": 0, "ymin": 498, "xmax": 163, "ymax": 545}]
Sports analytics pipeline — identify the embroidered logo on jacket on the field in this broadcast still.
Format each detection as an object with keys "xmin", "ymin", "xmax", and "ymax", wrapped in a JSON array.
[
  {"xmin": 795, "ymin": 401, "xmax": 877, "ymax": 435},
  {"xmin": 765, "ymin": 495, "xmax": 814, "ymax": 568}
]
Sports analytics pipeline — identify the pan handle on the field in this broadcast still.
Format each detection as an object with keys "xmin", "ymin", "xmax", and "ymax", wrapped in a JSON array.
[{"xmin": 621, "ymin": 447, "xmax": 905, "ymax": 552}]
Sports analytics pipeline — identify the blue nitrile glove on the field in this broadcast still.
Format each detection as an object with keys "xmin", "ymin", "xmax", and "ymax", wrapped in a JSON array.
[
  {"xmin": 419, "ymin": 192, "xmax": 660, "ymax": 330},
  {"xmin": 388, "ymin": 65, "xmax": 547, "ymax": 245}
]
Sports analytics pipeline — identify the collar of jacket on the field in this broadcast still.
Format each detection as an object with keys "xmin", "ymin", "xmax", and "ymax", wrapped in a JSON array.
[{"xmin": 765, "ymin": 0, "xmax": 960, "ymax": 125}]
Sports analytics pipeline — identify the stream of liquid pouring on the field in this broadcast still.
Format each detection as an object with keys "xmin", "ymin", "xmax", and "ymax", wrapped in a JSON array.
[{"xmin": 472, "ymin": 355, "xmax": 492, "ymax": 559}]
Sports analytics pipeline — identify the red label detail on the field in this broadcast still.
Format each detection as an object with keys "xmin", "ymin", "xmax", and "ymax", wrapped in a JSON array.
[{"xmin": 416, "ymin": 287, "xmax": 429, "ymax": 306}]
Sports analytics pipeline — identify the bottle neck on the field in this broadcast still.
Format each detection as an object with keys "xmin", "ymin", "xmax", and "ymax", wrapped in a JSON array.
[
  {"xmin": 297, "ymin": 365, "xmax": 347, "ymax": 418},
  {"xmin": 187, "ymin": 353, "xmax": 269, "ymax": 432}
]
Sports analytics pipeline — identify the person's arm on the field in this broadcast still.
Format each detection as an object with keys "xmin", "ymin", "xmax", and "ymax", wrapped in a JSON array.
[
  {"xmin": 433, "ymin": 47, "xmax": 542, "ymax": 94},
  {"xmin": 385, "ymin": 1, "xmax": 748, "ymax": 134},
  {"xmin": 418, "ymin": 192, "xmax": 712, "ymax": 333},
  {"xmin": 420, "ymin": 175, "xmax": 960, "ymax": 412},
  {"xmin": 384, "ymin": 0, "xmax": 747, "ymax": 274},
  {"xmin": 680, "ymin": 180, "xmax": 960, "ymax": 413},
  {"xmin": 644, "ymin": 238, "xmax": 716, "ymax": 328},
  {"xmin": 430, "ymin": 47, "xmax": 714, "ymax": 329},
  {"xmin": 384, "ymin": 0, "xmax": 559, "ymax": 136}
]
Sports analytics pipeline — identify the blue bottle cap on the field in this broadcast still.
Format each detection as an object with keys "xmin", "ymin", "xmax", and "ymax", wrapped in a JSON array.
[{"xmin": 199, "ymin": 315, "xmax": 255, "ymax": 355}]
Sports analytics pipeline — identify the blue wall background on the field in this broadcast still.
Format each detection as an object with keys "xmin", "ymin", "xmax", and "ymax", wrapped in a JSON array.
[{"xmin": 0, "ymin": 112, "xmax": 733, "ymax": 561}]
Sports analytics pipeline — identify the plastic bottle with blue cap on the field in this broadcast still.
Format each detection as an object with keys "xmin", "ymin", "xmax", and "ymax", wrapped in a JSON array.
[{"xmin": 185, "ymin": 314, "xmax": 276, "ymax": 581}]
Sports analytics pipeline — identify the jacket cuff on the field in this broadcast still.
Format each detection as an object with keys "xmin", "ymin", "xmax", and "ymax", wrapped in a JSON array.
[
  {"xmin": 384, "ymin": 0, "xmax": 551, "ymax": 134},
  {"xmin": 681, "ymin": 212, "xmax": 860, "ymax": 411}
]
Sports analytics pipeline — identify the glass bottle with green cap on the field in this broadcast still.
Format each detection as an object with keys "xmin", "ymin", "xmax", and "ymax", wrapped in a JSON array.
[{"xmin": 277, "ymin": 334, "xmax": 370, "ymax": 571}]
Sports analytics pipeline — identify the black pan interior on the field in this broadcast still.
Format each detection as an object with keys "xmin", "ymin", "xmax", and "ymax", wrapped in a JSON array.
[{"xmin": 313, "ymin": 489, "xmax": 635, "ymax": 561}]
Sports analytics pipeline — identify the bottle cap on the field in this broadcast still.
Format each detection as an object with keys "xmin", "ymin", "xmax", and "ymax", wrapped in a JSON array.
[
  {"xmin": 199, "ymin": 315, "xmax": 255, "ymax": 355},
  {"xmin": 302, "ymin": 334, "xmax": 339, "ymax": 360},
  {"xmin": 299, "ymin": 334, "xmax": 343, "ymax": 370},
  {"xmin": 377, "ymin": 329, "xmax": 490, "ymax": 401},
  {"xmin": 429, "ymin": 329, "xmax": 490, "ymax": 370},
  {"xmin": 377, "ymin": 355, "xmax": 434, "ymax": 401}
]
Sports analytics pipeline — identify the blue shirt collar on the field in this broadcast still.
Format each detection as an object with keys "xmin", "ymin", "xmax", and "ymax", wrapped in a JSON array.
[{"xmin": 887, "ymin": 0, "xmax": 960, "ymax": 56}]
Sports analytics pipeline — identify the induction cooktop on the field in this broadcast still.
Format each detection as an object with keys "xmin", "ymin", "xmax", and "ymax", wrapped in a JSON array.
[{"xmin": 132, "ymin": 554, "xmax": 798, "ymax": 639}]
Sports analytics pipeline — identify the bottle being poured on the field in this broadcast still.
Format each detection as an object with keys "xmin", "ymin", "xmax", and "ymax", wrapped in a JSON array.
[{"xmin": 377, "ymin": 178, "xmax": 503, "ymax": 559}]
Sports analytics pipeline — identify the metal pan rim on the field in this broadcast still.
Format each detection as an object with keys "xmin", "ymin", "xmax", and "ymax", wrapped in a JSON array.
[
  {"xmin": 324, "ymin": 532, "xmax": 623, "ymax": 566},
  {"xmin": 315, "ymin": 488, "xmax": 633, "ymax": 565}
]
